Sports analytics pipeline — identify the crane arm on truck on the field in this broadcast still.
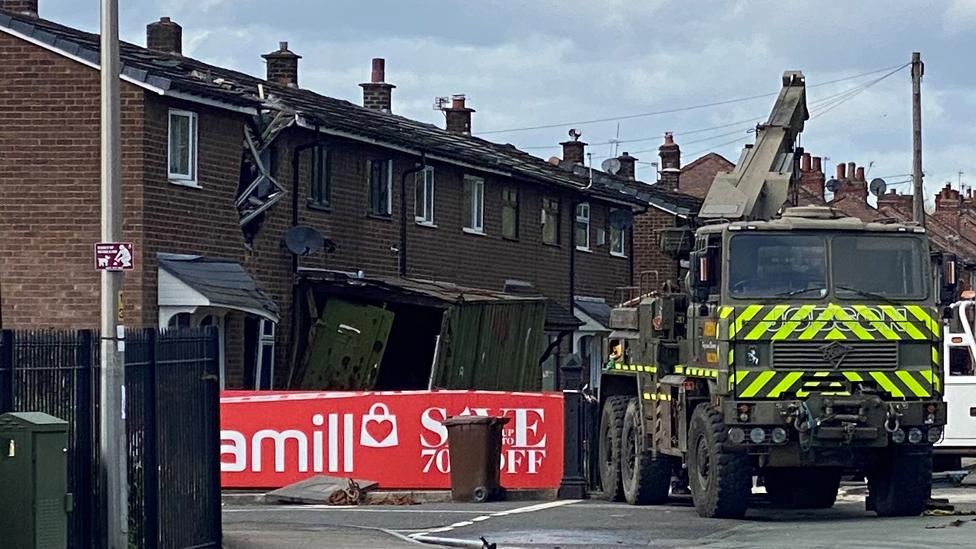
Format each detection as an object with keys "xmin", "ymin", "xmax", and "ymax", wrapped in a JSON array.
[{"xmin": 698, "ymin": 71, "xmax": 809, "ymax": 221}]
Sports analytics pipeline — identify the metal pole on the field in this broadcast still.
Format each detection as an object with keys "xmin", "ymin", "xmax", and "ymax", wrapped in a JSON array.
[
  {"xmin": 100, "ymin": 1, "xmax": 128, "ymax": 547},
  {"xmin": 911, "ymin": 51, "xmax": 925, "ymax": 226}
]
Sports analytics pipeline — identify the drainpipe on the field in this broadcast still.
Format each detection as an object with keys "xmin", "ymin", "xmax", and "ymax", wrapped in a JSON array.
[{"xmin": 399, "ymin": 153, "xmax": 427, "ymax": 278}]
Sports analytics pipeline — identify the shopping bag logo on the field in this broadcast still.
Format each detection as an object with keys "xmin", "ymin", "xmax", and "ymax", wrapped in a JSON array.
[{"xmin": 360, "ymin": 403, "xmax": 399, "ymax": 448}]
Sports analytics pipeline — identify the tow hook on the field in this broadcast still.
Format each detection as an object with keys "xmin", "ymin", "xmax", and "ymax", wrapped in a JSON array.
[
  {"xmin": 842, "ymin": 421, "xmax": 857, "ymax": 444},
  {"xmin": 884, "ymin": 403, "xmax": 903, "ymax": 434}
]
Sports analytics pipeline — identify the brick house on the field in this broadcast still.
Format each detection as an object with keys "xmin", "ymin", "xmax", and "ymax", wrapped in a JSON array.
[{"xmin": 0, "ymin": 3, "xmax": 703, "ymax": 390}]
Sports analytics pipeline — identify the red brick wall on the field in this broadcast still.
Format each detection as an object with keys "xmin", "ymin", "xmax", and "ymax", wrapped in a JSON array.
[
  {"xmin": 0, "ymin": 32, "xmax": 147, "ymax": 329},
  {"xmin": 632, "ymin": 208, "xmax": 681, "ymax": 295},
  {"xmin": 679, "ymin": 153, "xmax": 734, "ymax": 199}
]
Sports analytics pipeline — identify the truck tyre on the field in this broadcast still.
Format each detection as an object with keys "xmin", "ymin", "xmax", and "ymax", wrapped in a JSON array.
[
  {"xmin": 688, "ymin": 403, "xmax": 752, "ymax": 518},
  {"xmin": 599, "ymin": 396, "xmax": 629, "ymax": 501},
  {"xmin": 765, "ymin": 468, "xmax": 841, "ymax": 508},
  {"xmin": 869, "ymin": 446, "xmax": 932, "ymax": 517},
  {"xmin": 620, "ymin": 398, "xmax": 671, "ymax": 505}
]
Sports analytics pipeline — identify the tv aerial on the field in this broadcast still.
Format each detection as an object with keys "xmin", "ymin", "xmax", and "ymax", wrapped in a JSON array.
[
  {"xmin": 601, "ymin": 158, "xmax": 622, "ymax": 175},
  {"xmin": 568, "ymin": 128, "xmax": 582, "ymax": 141},
  {"xmin": 284, "ymin": 225, "xmax": 327, "ymax": 256},
  {"xmin": 869, "ymin": 178, "xmax": 887, "ymax": 197},
  {"xmin": 433, "ymin": 96, "xmax": 450, "ymax": 110}
]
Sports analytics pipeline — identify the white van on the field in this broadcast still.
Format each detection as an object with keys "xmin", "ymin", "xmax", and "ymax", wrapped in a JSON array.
[{"xmin": 938, "ymin": 298, "xmax": 976, "ymax": 469}]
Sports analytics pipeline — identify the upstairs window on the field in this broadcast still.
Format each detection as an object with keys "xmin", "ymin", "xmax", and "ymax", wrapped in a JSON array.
[
  {"xmin": 610, "ymin": 208, "xmax": 627, "ymax": 257},
  {"xmin": 415, "ymin": 167, "xmax": 435, "ymax": 225},
  {"xmin": 502, "ymin": 186, "xmax": 519, "ymax": 240},
  {"xmin": 463, "ymin": 175, "xmax": 484, "ymax": 233},
  {"xmin": 575, "ymin": 203, "xmax": 590, "ymax": 250},
  {"xmin": 168, "ymin": 109, "xmax": 198, "ymax": 184},
  {"xmin": 367, "ymin": 158, "xmax": 392, "ymax": 216},
  {"xmin": 310, "ymin": 145, "xmax": 331, "ymax": 207},
  {"xmin": 542, "ymin": 197, "xmax": 561, "ymax": 245}
]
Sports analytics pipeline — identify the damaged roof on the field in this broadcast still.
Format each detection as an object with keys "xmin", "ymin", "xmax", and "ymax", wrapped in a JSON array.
[
  {"xmin": 159, "ymin": 255, "xmax": 280, "ymax": 320},
  {"xmin": 0, "ymin": 10, "xmax": 703, "ymax": 213}
]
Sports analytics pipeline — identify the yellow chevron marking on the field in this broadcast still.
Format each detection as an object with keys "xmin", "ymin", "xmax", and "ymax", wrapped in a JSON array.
[
  {"xmin": 734, "ymin": 305, "xmax": 764, "ymax": 334},
  {"xmin": 740, "ymin": 370, "xmax": 776, "ymax": 398},
  {"xmin": 823, "ymin": 327, "xmax": 847, "ymax": 340},
  {"xmin": 743, "ymin": 305, "xmax": 791, "ymax": 340},
  {"xmin": 896, "ymin": 370, "xmax": 930, "ymax": 397},
  {"xmin": 879, "ymin": 305, "xmax": 926, "ymax": 340},
  {"xmin": 674, "ymin": 365, "xmax": 685, "ymax": 374},
  {"xmin": 843, "ymin": 372, "xmax": 864, "ymax": 382},
  {"xmin": 932, "ymin": 347, "xmax": 940, "ymax": 366},
  {"xmin": 771, "ymin": 305, "xmax": 816, "ymax": 340},
  {"xmin": 798, "ymin": 305, "xmax": 838, "ymax": 340},
  {"xmin": 813, "ymin": 371, "xmax": 831, "ymax": 377},
  {"xmin": 831, "ymin": 307, "xmax": 875, "ymax": 340},
  {"xmin": 728, "ymin": 349, "xmax": 735, "ymax": 365},
  {"xmin": 906, "ymin": 305, "xmax": 935, "ymax": 333},
  {"xmin": 719, "ymin": 306, "xmax": 734, "ymax": 319},
  {"xmin": 853, "ymin": 305, "xmax": 901, "ymax": 340},
  {"xmin": 643, "ymin": 392, "xmax": 671, "ymax": 401},
  {"xmin": 734, "ymin": 370, "xmax": 750, "ymax": 385},
  {"xmin": 768, "ymin": 372, "xmax": 803, "ymax": 397},
  {"xmin": 919, "ymin": 369, "xmax": 940, "ymax": 393},
  {"xmin": 870, "ymin": 372, "xmax": 905, "ymax": 398}
]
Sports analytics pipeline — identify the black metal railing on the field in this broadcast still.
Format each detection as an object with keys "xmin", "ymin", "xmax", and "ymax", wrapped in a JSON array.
[{"xmin": 0, "ymin": 328, "xmax": 221, "ymax": 549}]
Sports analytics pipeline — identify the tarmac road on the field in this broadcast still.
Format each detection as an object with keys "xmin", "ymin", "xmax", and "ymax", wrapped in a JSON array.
[{"xmin": 222, "ymin": 485, "xmax": 976, "ymax": 549}]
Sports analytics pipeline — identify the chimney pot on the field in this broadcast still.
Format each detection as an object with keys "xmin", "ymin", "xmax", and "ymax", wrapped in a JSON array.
[
  {"xmin": 616, "ymin": 152, "xmax": 638, "ymax": 180},
  {"xmin": 0, "ymin": 1, "xmax": 38, "ymax": 16},
  {"xmin": 836, "ymin": 163, "xmax": 846, "ymax": 180},
  {"xmin": 658, "ymin": 133, "xmax": 681, "ymax": 189},
  {"xmin": 812, "ymin": 156, "xmax": 822, "ymax": 173},
  {"xmin": 262, "ymin": 42, "xmax": 302, "ymax": 87},
  {"xmin": 445, "ymin": 95, "xmax": 475, "ymax": 135},
  {"xmin": 451, "ymin": 94, "xmax": 466, "ymax": 110},
  {"xmin": 856, "ymin": 166, "xmax": 865, "ymax": 181},
  {"xmin": 360, "ymin": 58, "xmax": 395, "ymax": 112},
  {"xmin": 847, "ymin": 162, "xmax": 856, "ymax": 179},
  {"xmin": 147, "ymin": 16, "xmax": 183, "ymax": 55},
  {"xmin": 801, "ymin": 153, "xmax": 811, "ymax": 172},
  {"xmin": 371, "ymin": 58, "xmax": 386, "ymax": 83}
]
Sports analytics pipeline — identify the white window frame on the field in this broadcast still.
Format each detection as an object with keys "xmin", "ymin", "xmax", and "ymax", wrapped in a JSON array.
[
  {"xmin": 610, "ymin": 208, "xmax": 627, "ymax": 257},
  {"xmin": 463, "ymin": 175, "xmax": 485, "ymax": 234},
  {"xmin": 367, "ymin": 158, "xmax": 393, "ymax": 216},
  {"xmin": 415, "ymin": 166, "xmax": 435, "ymax": 225},
  {"xmin": 167, "ymin": 109, "xmax": 198, "ymax": 185},
  {"xmin": 254, "ymin": 319, "xmax": 276, "ymax": 390},
  {"xmin": 575, "ymin": 202, "xmax": 590, "ymax": 251}
]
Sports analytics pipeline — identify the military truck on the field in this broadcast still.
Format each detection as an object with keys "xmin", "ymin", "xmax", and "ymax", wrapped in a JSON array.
[{"xmin": 600, "ymin": 71, "xmax": 949, "ymax": 518}]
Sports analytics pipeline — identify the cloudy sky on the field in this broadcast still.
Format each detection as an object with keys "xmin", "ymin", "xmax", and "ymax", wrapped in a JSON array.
[{"xmin": 41, "ymin": 0, "xmax": 976, "ymax": 202}]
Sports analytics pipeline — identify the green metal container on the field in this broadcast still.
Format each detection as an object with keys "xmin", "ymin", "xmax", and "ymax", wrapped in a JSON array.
[{"xmin": 0, "ymin": 412, "xmax": 71, "ymax": 549}]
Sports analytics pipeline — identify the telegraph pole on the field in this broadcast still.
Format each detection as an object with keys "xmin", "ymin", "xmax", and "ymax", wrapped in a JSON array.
[
  {"xmin": 911, "ymin": 51, "xmax": 925, "ymax": 226},
  {"xmin": 100, "ymin": 0, "xmax": 128, "ymax": 547}
]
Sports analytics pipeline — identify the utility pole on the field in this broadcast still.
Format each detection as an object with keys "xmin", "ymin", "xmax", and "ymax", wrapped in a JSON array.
[
  {"xmin": 911, "ymin": 51, "xmax": 925, "ymax": 225},
  {"xmin": 100, "ymin": 1, "xmax": 128, "ymax": 547}
]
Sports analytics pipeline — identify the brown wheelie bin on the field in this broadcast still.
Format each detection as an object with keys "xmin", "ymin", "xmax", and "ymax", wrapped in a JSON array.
[{"xmin": 443, "ymin": 415, "xmax": 510, "ymax": 502}]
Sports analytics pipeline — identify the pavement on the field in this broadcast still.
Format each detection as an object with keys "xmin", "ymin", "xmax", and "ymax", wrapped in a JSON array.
[{"xmin": 222, "ymin": 483, "xmax": 976, "ymax": 549}]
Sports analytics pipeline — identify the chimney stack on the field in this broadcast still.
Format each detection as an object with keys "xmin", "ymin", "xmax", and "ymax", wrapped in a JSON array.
[
  {"xmin": 360, "ymin": 58, "xmax": 395, "ymax": 112},
  {"xmin": 799, "ymin": 153, "xmax": 825, "ymax": 203},
  {"xmin": 836, "ymin": 163, "xmax": 846, "ymax": 180},
  {"xmin": 832, "ymin": 162, "xmax": 868, "ymax": 202},
  {"xmin": 0, "ymin": 0, "xmax": 37, "ymax": 16},
  {"xmin": 444, "ymin": 94, "xmax": 475, "ymax": 135},
  {"xmin": 616, "ymin": 152, "xmax": 637, "ymax": 180},
  {"xmin": 659, "ymin": 132, "xmax": 681, "ymax": 190},
  {"xmin": 262, "ymin": 42, "xmax": 301, "ymax": 87},
  {"xmin": 147, "ymin": 17, "xmax": 182, "ymax": 56},
  {"xmin": 560, "ymin": 129, "xmax": 586, "ymax": 165}
]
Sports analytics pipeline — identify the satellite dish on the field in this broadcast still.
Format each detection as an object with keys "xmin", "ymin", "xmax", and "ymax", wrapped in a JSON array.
[
  {"xmin": 870, "ymin": 178, "xmax": 887, "ymax": 197},
  {"xmin": 601, "ymin": 158, "xmax": 622, "ymax": 175},
  {"xmin": 284, "ymin": 225, "xmax": 326, "ymax": 256},
  {"xmin": 609, "ymin": 209, "xmax": 634, "ymax": 230},
  {"xmin": 825, "ymin": 178, "xmax": 840, "ymax": 193}
]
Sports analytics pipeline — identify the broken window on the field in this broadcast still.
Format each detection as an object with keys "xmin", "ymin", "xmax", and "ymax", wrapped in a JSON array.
[
  {"xmin": 367, "ymin": 158, "xmax": 392, "ymax": 216},
  {"xmin": 542, "ymin": 196, "xmax": 561, "ymax": 245},
  {"xmin": 463, "ymin": 175, "xmax": 484, "ymax": 233},
  {"xmin": 168, "ymin": 109, "xmax": 197, "ymax": 183},
  {"xmin": 415, "ymin": 166, "xmax": 435, "ymax": 224},
  {"xmin": 310, "ymin": 144, "xmax": 331, "ymax": 207},
  {"xmin": 502, "ymin": 186, "xmax": 519, "ymax": 240},
  {"xmin": 236, "ymin": 107, "xmax": 291, "ymax": 244}
]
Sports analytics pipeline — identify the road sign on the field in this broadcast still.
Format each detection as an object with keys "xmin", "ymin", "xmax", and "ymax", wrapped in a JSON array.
[{"xmin": 94, "ymin": 242, "xmax": 134, "ymax": 271}]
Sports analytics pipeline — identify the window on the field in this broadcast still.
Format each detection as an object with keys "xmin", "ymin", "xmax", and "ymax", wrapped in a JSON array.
[
  {"xmin": 833, "ymin": 235, "xmax": 927, "ymax": 300},
  {"xmin": 729, "ymin": 234, "xmax": 827, "ymax": 299},
  {"xmin": 542, "ymin": 197, "xmax": 561, "ymax": 245},
  {"xmin": 502, "ymin": 186, "xmax": 519, "ymax": 240},
  {"xmin": 610, "ymin": 209, "xmax": 626, "ymax": 256},
  {"xmin": 255, "ymin": 319, "xmax": 276, "ymax": 390},
  {"xmin": 168, "ymin": 110, "xmax": 198, "ymax": 184},
  {"xmin": 166, "ymin": 312, "xmax": 191, "ymax": 328},
  {"xmin": 463, "ymin": 175, "xmax": 484, "ymax": 233},
  {"xmin": 310, "ymin": 145, "xmax": 330, "ymax": 207},
  {"xmin": 367, "ymin": 158, "xmax": 392, "ymax": 216},
  {"xmin": 575, "ymin": 203, "xmax": 590, "ymax": 250},
  {"xmin": 415, "ymin": 167, "xmax": 435, "ymax": 225}
]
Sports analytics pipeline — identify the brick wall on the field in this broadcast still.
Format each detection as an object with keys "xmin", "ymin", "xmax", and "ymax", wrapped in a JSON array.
[
  {"xmin": 679, "ymin": 153, "xmax": 735, "ymax": 199},
  {"xmin": 0, "ymin": 31, "xmax": 147, "ymax": 329},
  {"xmin": 632, "ymin": 208, "xmax": 681, "ymax": 294}
]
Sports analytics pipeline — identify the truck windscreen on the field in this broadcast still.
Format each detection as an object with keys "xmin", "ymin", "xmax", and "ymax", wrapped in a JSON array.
[{"xmin": 728, "ymin": 233, "xmax": 928, "ymax": 300}]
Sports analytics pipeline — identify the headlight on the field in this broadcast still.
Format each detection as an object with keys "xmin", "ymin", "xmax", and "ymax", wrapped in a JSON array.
[
  {"xmin": 771, "ymin": 427, "xmax": 788, "ymax": 444},
  {"xmin": 728, "ymin": 427, "xmax": 746, "ymax": 444},
  {"xmin": 891, "ymin": 429, "xmax": 906, "ymax": 443},
  {"xmin": 927, "ymin": 427, "xmax": 942, "ymax": 443},
  {"xmin": 749, "ymin": 427, "xmax": 766, "ymax": 444},
  {"xmin": 908, "ymin": 428, "xmax": 923, "ymax": 444}
]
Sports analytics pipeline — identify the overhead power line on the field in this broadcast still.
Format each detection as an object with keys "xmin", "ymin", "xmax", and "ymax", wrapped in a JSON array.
[{"xmin": 480, "ymin": 63, "xmax": 909, "ymax": 135}]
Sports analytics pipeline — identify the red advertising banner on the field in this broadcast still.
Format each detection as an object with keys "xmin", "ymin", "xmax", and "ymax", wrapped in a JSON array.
[{"xmin": 220, "ymin": 390, "xmax": 564, "ymax": 490}]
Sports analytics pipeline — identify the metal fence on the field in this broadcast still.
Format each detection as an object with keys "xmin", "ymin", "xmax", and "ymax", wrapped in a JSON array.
[{"xmin": 0, "ymin": 328, "xmax": 222, "ymax": 549}]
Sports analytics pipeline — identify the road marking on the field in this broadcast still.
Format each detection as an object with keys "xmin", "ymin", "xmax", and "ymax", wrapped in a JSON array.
[
  {"xmin": 223, "ymin": 506, "xmax": 486, "ymax": 514},
  {"xmin": 407, "ymin": 500, "xmax": 580, "ymax": 541}
]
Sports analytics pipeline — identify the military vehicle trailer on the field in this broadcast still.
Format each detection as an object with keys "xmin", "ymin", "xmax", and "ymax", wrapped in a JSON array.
[{"xmin": 597, "ymin": 70, "xmax": 947, "ymax": 519}]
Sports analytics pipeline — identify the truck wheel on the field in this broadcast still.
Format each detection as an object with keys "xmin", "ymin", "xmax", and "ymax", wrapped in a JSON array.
[
  {"xmin": 687, "ymin": 403, "xmax": 752, "ymax": 518},
  {"xmin": 869, "ymin": 446, "xmax": 932, "ymax": 517},
  {"xmin": 599, "ymin": 396, "xmax": 629, "ymax": 501},
  {"xmin": 620, "ymin": 398, "xmax": 671, "ymax": 505}
]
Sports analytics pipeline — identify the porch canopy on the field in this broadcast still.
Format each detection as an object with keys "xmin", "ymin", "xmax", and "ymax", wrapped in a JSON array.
[{"xmin": 157, "ymin": 254, "xmax": 279, "ymax": 325}]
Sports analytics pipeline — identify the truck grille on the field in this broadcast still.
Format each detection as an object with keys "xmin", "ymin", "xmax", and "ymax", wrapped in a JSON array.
[{"xmin": 771, "ymin": 341, "xmax": 898, "ymax": 370}]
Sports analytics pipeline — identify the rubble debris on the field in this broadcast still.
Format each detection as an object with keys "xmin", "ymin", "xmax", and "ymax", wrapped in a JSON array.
[{"xmin": 266, "ymin": 475, "xmax": 378, "ymax": 505}]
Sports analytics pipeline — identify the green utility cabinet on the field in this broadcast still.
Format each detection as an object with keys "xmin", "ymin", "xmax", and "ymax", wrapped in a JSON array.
[{"xmin": 0, "ymin": 412, "xmax": 71, "ymax": 549}]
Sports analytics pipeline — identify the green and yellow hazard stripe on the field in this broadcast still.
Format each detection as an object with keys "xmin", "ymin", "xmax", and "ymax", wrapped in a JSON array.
[
  {"xmin": 605, "ymin": 363, "xmax": 657, "ymax": 374},
  {"xmin": 673, "ymin": 365, "xmax": 719, "ymax": 379},
  {"xmin": 730, "ymin": 369, "xmax": 934, "ymax": 399},
  {"xmin": 728, "ymin": 304, "xmax": 937, "ymax": 342},
  {"xmin": 642, "ymin": 392, "xmax": 672, "ymax": 401}
]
